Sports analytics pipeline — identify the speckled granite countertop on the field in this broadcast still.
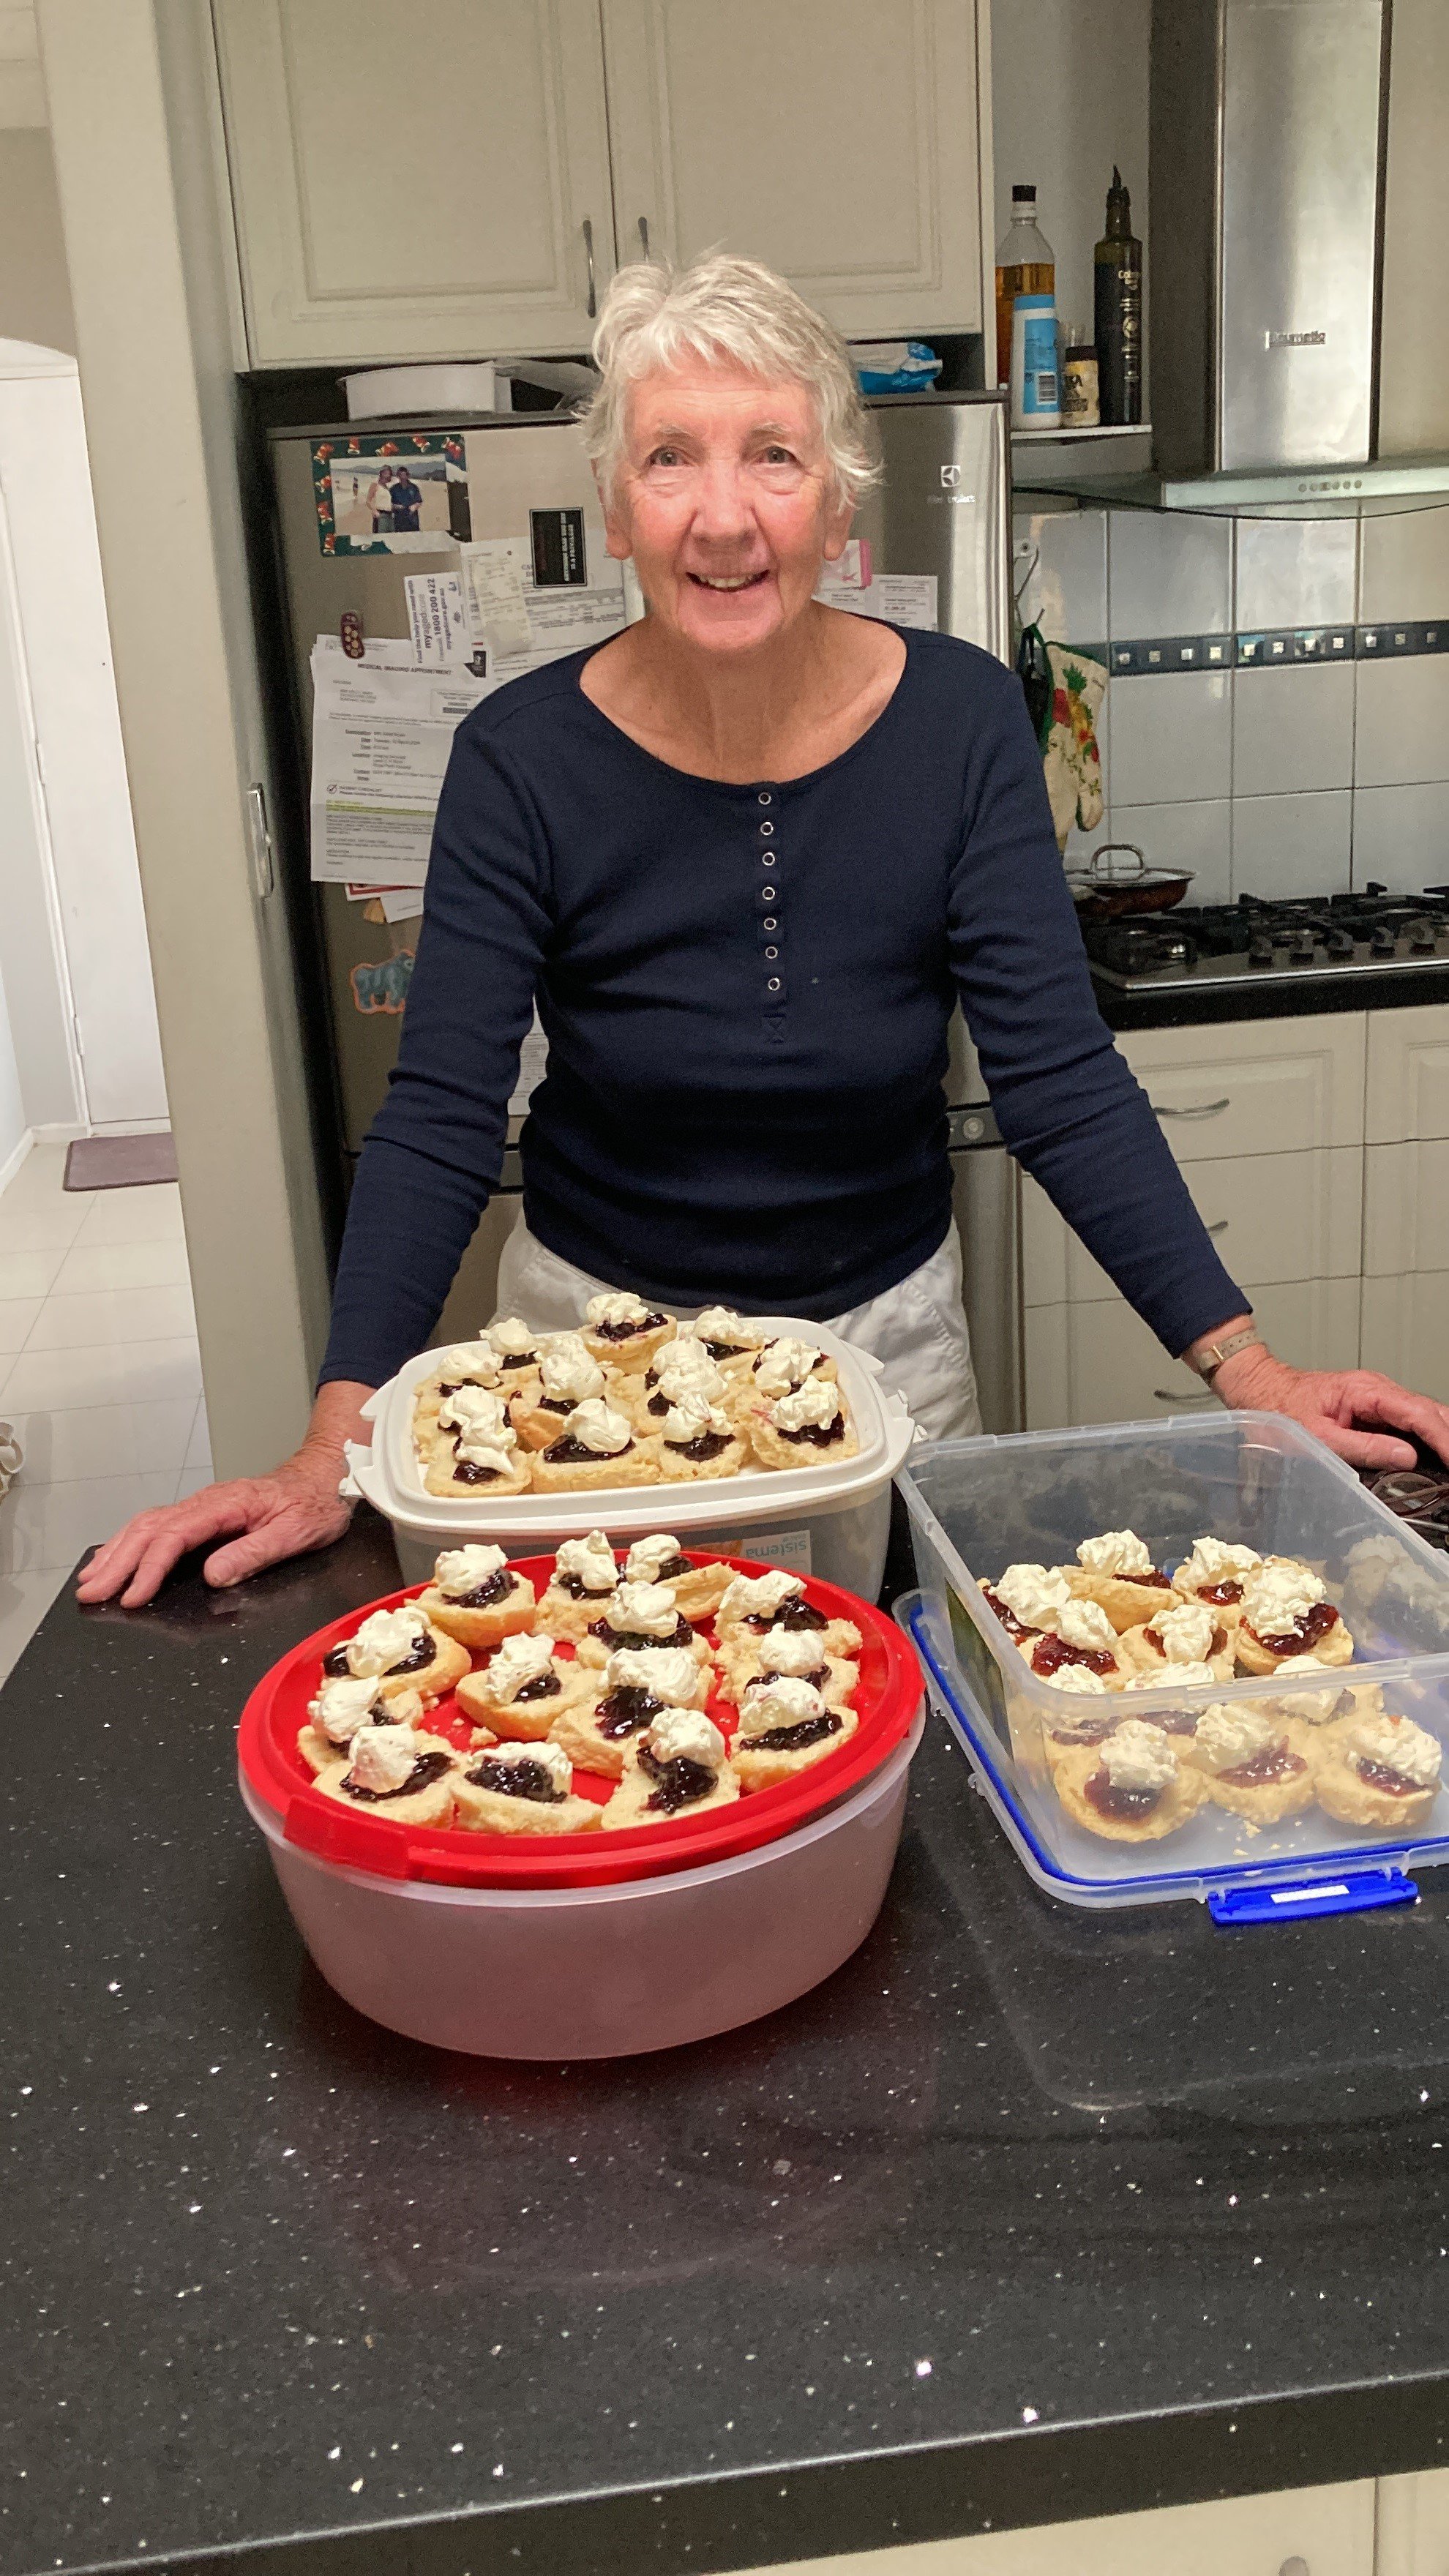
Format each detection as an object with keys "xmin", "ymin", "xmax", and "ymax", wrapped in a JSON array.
[{"xmin": 5, "ymin": 1511, "xmax": 1449, "ymax": 2576}]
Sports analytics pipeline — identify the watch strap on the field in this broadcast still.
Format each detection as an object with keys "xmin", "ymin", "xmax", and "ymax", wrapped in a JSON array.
[{"xmin": 1192, "ymin": 1324, "xmax": 1263, "ymax": 1382}]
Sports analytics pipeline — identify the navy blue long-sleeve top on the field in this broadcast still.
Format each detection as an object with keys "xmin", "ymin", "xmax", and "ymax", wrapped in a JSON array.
[{"xmin": 321, "ymin": 626, "xmax": 1244, "ymax": 1388}]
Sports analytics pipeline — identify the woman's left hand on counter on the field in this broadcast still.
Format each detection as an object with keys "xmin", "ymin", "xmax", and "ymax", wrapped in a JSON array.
[{"xmin": 1211, "ymin": 1341, "xmax": 1449, "ymax": 1472}]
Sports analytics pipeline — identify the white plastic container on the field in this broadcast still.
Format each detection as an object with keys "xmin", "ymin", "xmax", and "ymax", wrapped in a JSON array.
[
  {"xmin": 344, "ymin": 1317, "xmax": 915, "ymax": 1597},
  {"xmin": 239, "ymin": 1717, "xmax": 923, "ymax": 2058},
  {"xmin": 343, "ymin": 361, "xmax": 497, "ymax": 419}
]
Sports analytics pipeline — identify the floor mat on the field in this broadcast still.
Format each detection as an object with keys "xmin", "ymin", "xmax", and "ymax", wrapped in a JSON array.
[{"xmin": 63, "ymin": 1132, "xmax": 178, "ymax": 1191}]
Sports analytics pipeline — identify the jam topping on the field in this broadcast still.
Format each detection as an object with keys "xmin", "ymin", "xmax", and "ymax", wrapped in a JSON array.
[
  {"xmin": 981, "ymin": 1586, "xmax": 1031, "ymax": 1644},
  {"xmin": 664, "ymin": 1430, "xmax": 733, "ymax": 1462},
  {"xmin": 743, "ymin": 1598, "xmax": 826, "ymax": 1635},
  {"xmin": 759, "ymin": 1663, "xmax": 828, "ymax": 1691},
  {"xmin": 594, "ymin": 1309, "xmax": 667, "ymax": 1341},
  {"xmin": 1137, "ymin": 1568, "xmax": 1172, "ymax": 1588},
  {"xmin": 1145, "ymin": 1622, "xmax": 1227, "ymax": 1658},
  {"xmin": 639, "ymin": 1745, "xmax": 717, "ymax": 1813},
  {"xmin": 344, "ymin": 1749, "xmax": 452, "ymax": 1803},
  {"xmin": 646, "ymin": 1391, "xmax": 670, "ymax": 1417},
  {"xmin": 513, "ymin": 1671, "xmax": 562, "ymax": 1704},
  {"xmin": 746, "ymin": 1712, "xmax": 840, "ymax": 1753},
  {"xmin": 544, "ymin": 1431, "xmax": 634, "ymax": 1465},
  {"xmin": 1031, "ymin": 1632, "xmax": 1117, "ymax": 1678},
  {"xmin": 539, "ymin": 1394, "xmax": 578, "ymax": 1415},
  {"xmin": 1048, "ymin": 1715, "xmax": 1117, "ymax": 1746},
  {"xmin": 590, "ymin": 1614, "xmax": 697, "ymax": 1654},
  {"xmin": 466, "ymin": 1754, "xmax": 565, "ymax": 1803},
  {"xmin": 1355, "ymin": 1757, "xmax": 1422, "ymax": 1797},
  {"xmin": 1156, "ymin": 1711, "xmax": 1200, "ymax": 1737},
  {"xmin": 1083, "ymin": 1770, "xmax": 1162, "ymax": 1821},
  {"xmin": 445, "ymin": 1568, "xmax": 515, "ymax": 1609},
  {"xmin": 496, "ymin": 1347, "xmax": 538, "ymax": 1368},
  {"xmin": 778, "ymin": 1418, "xmax": 846, "ymax": 1448},
  {"xmin": 1220, "ymin": 1747, "xmax": 1307, "ymax": 1788},
  {"xmin": 443, "ymin": 1427, "xmax": 507, "ymax": 1486},
  {"xmin": 640, "ymin": 1551, "xmax": 691, "ymax": 1584},
  {"xmin": 1246, "ymin": 1600, "xmax": 1341, "ymax": 1656},
  {"xmin": 1197, "ymin": 1579, "xmax": 1244, "ymax": 1606},
  {"xmin": 595, "ymin": 1683, "xmax": 664, "ymax": 1740},
  {"xmin": 324, "ymin": 1630, "xmax": 437, "ymax": 1680},
  {"xmin": 552, "ymin": 1570, "xmax": 613, "ymax": 1600},
  {"xmin": 701, "ymin": 1336, "xmax": 750, "ymax": 1361}
]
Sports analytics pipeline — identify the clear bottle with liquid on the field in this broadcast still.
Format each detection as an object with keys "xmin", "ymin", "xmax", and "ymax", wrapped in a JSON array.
[{"xmin": 995, "ymin": 184, "xmax": 1055, "ymax": 389}]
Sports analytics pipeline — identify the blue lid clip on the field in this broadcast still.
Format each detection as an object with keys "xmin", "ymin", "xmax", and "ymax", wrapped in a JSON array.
[{"xmin": 1208, "ymin": 1868, "xmax": 1419, "ymax": 1928}]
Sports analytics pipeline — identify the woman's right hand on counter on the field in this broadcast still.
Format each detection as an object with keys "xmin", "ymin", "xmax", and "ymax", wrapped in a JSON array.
[{"xmin": 75, "ymin": 1382, "xmax": 373, "ymax": 1609}]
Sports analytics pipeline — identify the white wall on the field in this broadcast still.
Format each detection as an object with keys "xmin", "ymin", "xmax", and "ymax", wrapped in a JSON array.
[
  {"xmin": 0, "ymin": 460, "xmax": 81, "ymax": 1131},
  {"xmin": 991, "ymin": 0, "xmax": 1150, "ymax": 365},
  {"xmin": 0, "ymin": 131, "xmax": 75, "ymax": 353},
  {"xmin": 0, "ymin": 927, "xmax": 27, "ymax": 1181}
]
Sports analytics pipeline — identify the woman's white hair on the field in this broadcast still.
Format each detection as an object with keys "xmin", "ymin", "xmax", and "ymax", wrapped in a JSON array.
[{"xmin": 582, "ymin": 250, "xmax": 883, "ymax": 514}]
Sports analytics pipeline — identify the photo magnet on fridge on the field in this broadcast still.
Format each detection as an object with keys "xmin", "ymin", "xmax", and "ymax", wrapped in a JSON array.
[{"xmin": 312, "ymin": 432, "xmax": 472, "ymax": 556}]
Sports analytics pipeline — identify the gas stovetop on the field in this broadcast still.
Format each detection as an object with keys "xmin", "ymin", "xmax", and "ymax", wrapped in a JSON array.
[{"xmin": 1082, "ymin": 886, "xmax": 1449, "ymax": 991}]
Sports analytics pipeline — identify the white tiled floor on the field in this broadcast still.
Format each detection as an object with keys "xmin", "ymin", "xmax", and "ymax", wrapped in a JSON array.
[{"xmin": 0, "ymin": 1144, "xmax": 207, "ymax": 1683}]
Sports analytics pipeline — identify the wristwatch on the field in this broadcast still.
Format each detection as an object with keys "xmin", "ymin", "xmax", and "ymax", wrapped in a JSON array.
[{"xmin": 1190, "ymin": 1322, "xmax": 1264, "ymax": 1383}]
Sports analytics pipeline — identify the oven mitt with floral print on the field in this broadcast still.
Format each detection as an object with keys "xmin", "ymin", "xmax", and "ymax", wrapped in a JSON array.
[{"xmin": 1041, "ymin": 644, "xmax": 1107, "ymax": 854}]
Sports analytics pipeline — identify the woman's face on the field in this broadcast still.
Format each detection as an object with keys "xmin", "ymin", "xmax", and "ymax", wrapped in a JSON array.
[{"xmin": 602, "ymin": 356, "xmax": 852, "ymax": 657}]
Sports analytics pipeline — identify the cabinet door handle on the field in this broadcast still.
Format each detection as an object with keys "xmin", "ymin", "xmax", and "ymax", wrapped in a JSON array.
[
  {"xmin": 583, "ymin": 216, "xmax": 597, "ymax": 318},
  {"xmin": 1154, "ymin": 1386, "xmax": 1217, "ymax": 1404},
  {"xmin": 1150, "ymin": 1096, "xmax": 1230, "ymax": 1120},
  {"xmin": 638, "ymin": 214, "xmax": 651, "ymax": 258},
  {"xmin": 1206, "ymin": 1216, "xmax": 1229, "ymax": 1236}
]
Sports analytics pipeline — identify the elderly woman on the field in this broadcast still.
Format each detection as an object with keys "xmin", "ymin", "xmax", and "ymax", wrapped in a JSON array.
[{"xmin": 85, "ymin": 254, "xmax": 1449, "ymax": 1606}]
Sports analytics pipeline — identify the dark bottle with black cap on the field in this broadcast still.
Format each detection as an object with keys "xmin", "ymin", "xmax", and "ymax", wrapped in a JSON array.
[{"xmin": 1093, "ymin": 167, "xmax": 1142, "ymax": 425}]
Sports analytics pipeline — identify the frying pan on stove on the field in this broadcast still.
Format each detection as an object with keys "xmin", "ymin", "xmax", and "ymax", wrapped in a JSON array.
[{"xmin": 1067, "ymin": 842, "xmax": 1195, "ymax": 920}]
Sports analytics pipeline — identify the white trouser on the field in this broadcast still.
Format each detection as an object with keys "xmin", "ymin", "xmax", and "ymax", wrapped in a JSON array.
[{"xmin": 495, "ymin": 1216, "xmax": 982, "ymax": 1443}]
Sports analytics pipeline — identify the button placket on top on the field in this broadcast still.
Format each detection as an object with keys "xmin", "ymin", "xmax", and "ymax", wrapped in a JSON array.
[{"xmin": 756, "ymin": 787, "xmax": 786, "ymax": 1020}]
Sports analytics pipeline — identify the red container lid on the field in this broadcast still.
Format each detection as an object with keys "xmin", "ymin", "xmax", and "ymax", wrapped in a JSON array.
[{"xmin": 238, "ymin": 1551, "xmax": 924, "ymax": 1890}]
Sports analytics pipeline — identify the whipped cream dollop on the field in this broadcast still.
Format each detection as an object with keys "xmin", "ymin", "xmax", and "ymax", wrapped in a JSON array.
[
  {"xmin": 993, "ymin": 1563, "xmax": 1071, "ymax": 1630},
  {"xmin": 484, "ymin": 1315, "xmax": 536, "ymax": 1360},
  {"xmin": 1125, "ymin": 1660, "xmax": 1217, "ymax": 1690},
  {"xmin": 770, "ymin": 1378, "xmax": 842, "ymax": 1435},
  {"xmin": 554, "ymin": 1530, "xmax": 618, "ymax": 1592},
  {"xmin": 585, "ymin": 1289, "xmax": 654, "ymax": 1329},
  {"xmin": 1043, "ymin": 1663, "xmax": 1112, "ymax": 1696},
  {"xmin": 348, "ymin": 1724, "xmax": 431, "ymax": 1795},
  {"xmin": 1078, "ymin": 1529, "xmax": 1155, "ymax": 1579},
  {"xmin": 719, "ymin": 1569, "xmax": 804, "ymax": 1623},
  {"xmin": 1179, "ymin": 1535, "xmax": 1261, "ymax": 1591},
  {"xmin": 606, "ymin": 1644, "xmax": 701, "ymax": 1705},
  {"xmin": 740, "ymin": 1674, "xmax": 829, "ymax": 1737},
  {"xmin": 433, "ymin": 1541, "xmax": 508, "ymax": 1598},
  {"xmin": 343, "ymin": 1606, "xmax": 430, "ymax": 1677},
  {"xmin": 538, "ymin": 1336, "xmax": 605, "ymax": 1405},
  {"xmin": 1057, "ymin": 1598, "xmax": 1117, "ymax": 1655},
  {"xmin": 1193, "ymin": 1704, "xmax": 1286, "ymax": 1773},
  {"xmin": 1147, "ymin": 1599, "xmax": 1218, "ymax": 1665},
  {"xmin": 753, "ymin": 1336, "xmax": 825, "ymax": 1398},
  {"xmin": 661, "ymin": 1390, "xmax": 731, "ymax": 1444},
  {"xmin": 477, "ymin": 1630, "xmax": 559, "ymax": 1703},
  {"xmin": 1270, "ymin": 1653, "xmax": 1341, "ymax": 1721},
  {"xmin": 653, "ymin": 1343, "xmax": 727, "ymax": 1402},
  {"xmin": 562, "ymin": 1397, "xmax": 633, "ymax": 1456},
  {"xmin": 694, "ymin": 1306, "xmax": 765, "ymax": 1349},
  {"xmin": 483, "ymin": 1737, "xmax": 573, "ymax": 1795},
  {"xmin": 1350, "ymin": 1711, "xmax": 1442, "ymax": 1789},
  {"xmin": 436, "ymin": 1340, "xmax": 503, "ymax": 1387},
  {"xmin": 1101, "ymin": 1719, "xmax": 1176, "ymax": 1794},
  {"xmin": 749, "ymin": 1623, "xmax": 828, "ymax": 1679},
  {"xmin": 645, "ymin": 1708, "xmax": 726, "ymax": 1769},
  {"xmin": 1242, "ymin": 1561, "xmax": 1326, "ymax": 1636},
  {"xmin": 625, "ymin": 1533, "xmax": 684, "ymax": 1584},
  {"xmin": 437, "ymin": 1386, "xmax": 518, "ymax": 1476},
  {"xmin": 609, "ymin": 1579, "xmax": 681, "ymax": 1639},
  {"xmin": 308, "ymin": 1674, "xmax": 386, "ymax": 1744}
]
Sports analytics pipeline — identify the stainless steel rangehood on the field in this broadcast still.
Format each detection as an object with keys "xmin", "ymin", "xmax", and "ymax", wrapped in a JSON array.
[{"xmin": 1150, "ymin": 0, "xmax": 1392, "ymax": 483}]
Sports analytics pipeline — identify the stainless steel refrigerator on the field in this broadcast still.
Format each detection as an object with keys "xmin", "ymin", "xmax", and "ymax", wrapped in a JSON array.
[{"xmin": 264, "ymin": 391, "xmax": 1020, "ymax": 1423}]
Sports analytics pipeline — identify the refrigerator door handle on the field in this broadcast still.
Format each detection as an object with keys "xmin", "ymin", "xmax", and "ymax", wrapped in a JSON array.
[
  {"xmin": 583, "ymin": 217, "xmax": 597, "ymax": 319},
  {"xmin": 637, "ymin": 214, "xmax": 651, "ymax": 259},
  {"xmin": 244, "ymin": 783, "xmax": 274, "ymax": 902}
]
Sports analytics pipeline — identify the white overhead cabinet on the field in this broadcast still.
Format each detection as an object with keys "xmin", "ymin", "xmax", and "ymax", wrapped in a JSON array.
[
  {"xmin": 211, "ymin": 0, "xmax": 619, "ymax": 364},
  {"xmin": 212, "ymin": 0, "xmax": 987, "ymax": 365}
]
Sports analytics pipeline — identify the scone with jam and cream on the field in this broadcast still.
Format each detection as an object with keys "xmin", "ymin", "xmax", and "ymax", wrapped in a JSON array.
[
  {"xmin": 452, "ymin": 1737, "xmax": 602, "ymax": 1837},
  {"xmin": 730, "ymin": 1675, "xmax": 859, "ymax": 1791},
  {"xmin": 318, "ymin": 1603, "xmax": 470, "ymax": 1707},
  {"xmin": 716, "ymin": 1615, "xmax": 858, "ymax": 1711},
  {"xmin": 580, "ymin": 1290, "xmax": 674, "ymax": 1374},
  {"xmin": 746, "ymin": 1376, "xmax": 858, "ymax": 1472},
  {"xmin": 1117, "ymin": 1596, "xmax": 1235, "ymax": 1683},
  {"xmin": 618, "ymin": 1339, "xmax": 734, "ymax": 1437},
  {"xmin": 506, "ymin": 1331, "xmax": 610, "ymax": 1450},
  {"xmin": 1172, "ymin": 1537, "xmax": 1262, "ymax": 1627},
  {"xmin": 1036, "ymin": 1669, "xmax": 1123, "ymax": 1772},
  {"xmin": 1233, "ymin": 1561, "xmax": 1352, "ymax": 1674},
  {"xmin": 714, "ymin": 1568, "xmax": 862, "ymax": 1663},
  {"xmin": 454, "ymin": 1630, "xmax": 596, "ymax": 1742},
  {"xmin": 574, "ymin": 1579, "xmax": 712, "ymax": 1671},
  {"xmin": 602, "ymin": 1708, "xmax": 741, "ymax": 1829},
  {"xmin": 621, "ymin": 1531, "xmax": 734, "ymax": 1621},
  {"xmin": 1020, "ymin": 1593, "xmax": 1129, "ymax": 1691},
  {"xmin": 412, "ymin": 1337, "xmax": 504, "ymax": 1453},
  {"xmin": 297, "ymin": 1674, "xmax": 431, "ymax": 1776},
  {"xmin": 417, "ymin": 1543, "xmax": 536, "ymax": 1650},
  {"xmin": 529, "ymin": 1394, "xmax": 661, "ymax": 1493},
  {"xmin": 315, "ymin": 1723, "xmax": 461, "ymax": 1828},
  {"xmin": 1066, "ymin": 1530, "xmax": 1180, "ymax": 1632},
  {"xmin": 673, "ymin": 1307, "xmax": 769, "ymax": 1375},
  {"xmin": 1314, "ymin": 1709, "xmax": 1443, "ymax": 1830},
  {"xmin": 654, "ymin": 1385, "xmax": 750, "ymax": 1482},
  {"xmin": 1185, "ymin": 1701, "xmax": 1319, "ymax": 1824},
  {"xmin": 536, "ymin": 1530, "xmax": 622, "ymax": 1639},
  {"xmin": 482, "ymin": 1315, "xmax": 544, "ymax": 1378},
  {"xmin": 550, "ymin": 1644, "xmax": 710, "ymax": 1780},
  {"xmin": 423, "ymin": 1386, "xmax": 533, "ymax": 1499},
  {"xmin": 1054, "ymin": 1717, "xmax": 1207, "ymax": 1843}
]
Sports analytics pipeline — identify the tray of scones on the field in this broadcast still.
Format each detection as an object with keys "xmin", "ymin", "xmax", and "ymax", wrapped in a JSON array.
[
  {"xmin": 899, "ymin": 1412, "xmax": 1449, "ymax": 1915},
  {"xmin": 237, "ymin": 1538, "xmax": 923, "ymax": 1890}
]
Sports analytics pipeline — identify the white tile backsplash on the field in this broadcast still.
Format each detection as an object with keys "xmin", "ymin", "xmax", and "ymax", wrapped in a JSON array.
[
  {"xmin": 1107, "ymin": 670, "xmax": 1232, "ymax": 806},
  {"xmin": 1353, "ymin": 656, "xmax": 1449, "ymax": 790},
  {"xmin": 1108, "ymin": 512, "xmax": 1233, "ymax": 638},
  {"xmin": 1232, "ymin": 789, "xmax": 1352, "ymax": 899},
  {"xmin": 1234, "ymin": 518, "xmax": 1358, "ymax": 632},
  {"xmin": 1232, "ymin": 662, "xmax": 1355, "ymax": 798},
  {"xmin": 1111, "ymin": 799, "xmax": 1232, "ymax": 905},
  {"xmin": 1359, "ymin": 502, "xmax": 1449, "ymax": 624},
  {"xmin": 1014, "ymin": 506, "xmax": 1107, "ymax": 644},
  {"xmin": 1351, "ymin": 784, "xmax": 1449, "ymax": 893}
]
